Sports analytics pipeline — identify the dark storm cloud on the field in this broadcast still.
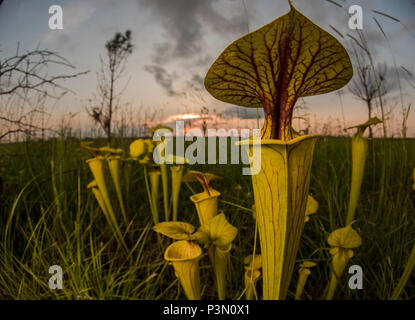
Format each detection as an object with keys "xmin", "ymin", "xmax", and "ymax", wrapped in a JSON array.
[
  {"xmin": 137, "ymin": 0, "xmax": 245, "ymax": 65},
  {"xmin": 192, "ymin": 74, "xmax": 204, "ymax": 85},
  {"xmin": 144, "ymin": 65, "xmax": 178, "ymax": 96}
]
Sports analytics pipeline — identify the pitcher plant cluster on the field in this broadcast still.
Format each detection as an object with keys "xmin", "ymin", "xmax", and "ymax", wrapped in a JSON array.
[{"xmin": 80, "ymin": 2, "xmax": 414, "ymax": 300}]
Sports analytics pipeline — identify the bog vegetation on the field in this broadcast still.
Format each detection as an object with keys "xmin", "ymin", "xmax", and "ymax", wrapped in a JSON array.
[{"xmin": 0, "ymin": 1, "xmax": 414, "ymax": 300}]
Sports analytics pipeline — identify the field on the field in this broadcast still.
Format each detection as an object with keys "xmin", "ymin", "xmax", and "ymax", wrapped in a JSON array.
[{"xmin": 0, "ymin": 136, "xmax": 414, "ymax": 300}]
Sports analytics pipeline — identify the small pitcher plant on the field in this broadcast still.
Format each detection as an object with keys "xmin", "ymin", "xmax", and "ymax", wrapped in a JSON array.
[
  {"xmin": 199, "ymin": 213, "xmax": 238, "ymax": 300},
  {"xmin": 164, "ymin": 240, "xmax": 203, "ymax": 300},
  {"xmin": 305, "ymin": 195, "xmax": 319, "ymax": 223},
  {"xmin": 295, "ymin": 261, "xmax": 317, "ymax": 300},
  {"xmin": 325, "ymin": 224, "xmax": 362, "ymax": 300},
  {"xmin": 182, "ymin": 170, "xmax": 222, "ymax": 225},
  {"xmin": 346, "ymin": 118, "xmax": 382, "ymax": 224},
  {"xmin": 129, "ymin": 131, "xmax": 187, "ymax": 225},
  {"xmin": 82, "ymin": 144, "xmax": 128, "ymax": 251},
  {"xmin": 171, "ymin": 164, "xmax": 185, "ymax": 221},
  {"xmin": 153, "ymin": 212, "xmax": 237, "ymax": 300},
  {"xmin": 130, "ymin": 138, "xmax": 160, "ymax": 224},
  {"xmin": 99, "ymin": 147, "xmax": 127, "ymax": 219},
  {"xmin": 244, "ymin": 254, "xmax": 262, "ymax": 300},
  {"xmin": 150, "ymin": 125, "xmax": 174, "ymax": 221}
]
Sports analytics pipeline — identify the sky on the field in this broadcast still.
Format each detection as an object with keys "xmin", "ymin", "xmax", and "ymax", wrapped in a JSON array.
[{"xmin": 1, "ymin": 0, "xmax": 415, "ymax": 137}]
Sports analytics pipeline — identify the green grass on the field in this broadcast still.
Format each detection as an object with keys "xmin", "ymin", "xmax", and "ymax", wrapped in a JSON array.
[{"xmin": 0, "ymin": 136, "xmax": 414, "ymax": 299}]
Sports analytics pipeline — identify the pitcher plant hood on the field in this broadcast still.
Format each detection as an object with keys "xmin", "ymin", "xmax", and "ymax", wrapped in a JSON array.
[{"xmin": 204, "ymin": 1, "xmax": 353, "ymax": 140}]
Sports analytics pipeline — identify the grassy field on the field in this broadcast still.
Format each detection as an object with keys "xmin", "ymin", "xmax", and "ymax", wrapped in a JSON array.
[{"xmin": 0, "ymin": 136, "xmax": 414, "ymax": 300}]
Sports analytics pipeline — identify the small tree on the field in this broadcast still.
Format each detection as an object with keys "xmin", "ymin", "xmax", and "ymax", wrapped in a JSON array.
[
  {"xmin": 88, "ymin": 30, "xmax": 133, "ymax": 143},
  {"xmin": 348, "ymin": 44, "xmax": 389, "ymax": 138},
  {"xmin": 0, "ymin": 46, "xmax": 88, "ymax": 140}
]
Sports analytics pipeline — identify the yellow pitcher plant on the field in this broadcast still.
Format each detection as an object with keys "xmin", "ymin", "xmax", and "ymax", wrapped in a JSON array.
[
  {"xmin": 164, "ymin": 240, "xmax": 202, "ymax": 300},
  {"xmin": 244, "ymin": 254, "xmax": 262, "ymax": 300},
  {"xmin": 81, "ymin": 142, "xmax": 129, "ymax": 251},
  {"xmin": 244, "ymin": 269, "xmax": 261, "ymax": 300},
  {"xmin": 171, "ymin": 165, "xmax": 184, "ymax": 221},
  {"xmin": 150, "ymin": 125, "xmax": 174, "ymax": 221},
  {"xmin": 199, "ymin": 213, "xmax": 238, "ymax": 300},
  {"xmin": 154, "ymin": 212, "xmax": 237, "ymax": 300},
  {"xmin": 108, "ymin": 155, "xmax": 128, "ymax": 225},
  {"xmin": 346, "ymin": 118, "xmax": 382, "ymax": 225},
  {"xmin": 182, "ymin": 170, "xmax": 222, "ymax": 225},
  {"xmin": 87, "ymin": 180, "xmax": 110, "ymax": 220},
  {"xmin": 325, "ymin": 224, "xmax": 362, "ymax": 300},
  {"xmin": 130, "ymin": 134, "xmax": 186, "ymax": 224},
  {"xmin": 204, "ymin": 1, "xmax": 353, "ymax": 299},
  {"xmin": 164, "ymin": 154, "xmax": 188, "ymax": 222},
  {"xmin": 129, "ymin": 138, "xmax": 161, "ymax": 224},
  {"xmin": 153, "ymin": 221, "xmax": 203, "ymax": 300},
  {"xmin": 149, "ymin": 169, "xmax": 161, "ymax": 224},
  {"xmin": 305, "ymin": 195, "xmax": 319, "ymax": 223},
  {"xmin": 85, "ymin": 157, "xmax": 127, "ymax": 252},
  {"xmin": 295, "ymin": 261, "xmax": 317, "ymax": 300},
  {"xmin": 86, "ymin": 157, "xmax": 115, "ymax": 225},
  {"xmin": 99, "ymin": 146, "xmax": 128, "ymax": 225},
  {"xmin": 130, "ymin": 138, "xmax": 154, "ymax": 164}
]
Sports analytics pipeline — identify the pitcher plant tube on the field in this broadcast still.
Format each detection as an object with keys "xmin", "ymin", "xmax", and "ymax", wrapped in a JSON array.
[
  {"xmin": 149, "ymin": 169, "xmax": 161, "ymax": 224},
  {"xmin": 106, "ymin": 155, "xmax": 128, "ymax": 225},
  {"xmin": 164, "ymin": 154, "xmax": 188, "ymax": 222},
  {"xmin": 204, "ymin": 1, "xmax": 353, "ymax": 299},
  {"xmin": 99, "ymin": 147, "xmax": 127, "ymax": 224},
  {"xmin": 150, "ymin": 125, "xmax": 174, "ymax": 222},
  {"xmin": 182, "ymin": 170, "xmax": 222, "ymax": 225},
  {"xmin": 85, "ymin": 156, "xmax": 128, "ymax": 252},
  {"xmin": 129, "ymin": 138, "xmax": 161, "ymax": 224},
  {"xmin": 199, "ymin": 213, "xmax": 238, "ymax": 300},
  {"xmin": 305, "ymin": 194, "xmax": 319, "ymax": 223},
  {"xmin": 244, "ymin": 254, "xmax": 262, "ymax": 300},
  {"xmin": 86, "ymin": 157, "xmax": 116, "ymax": 226},
  {"xmin": 295, "ymin": 261, "xmax": 317, "ymax": 300},
  {"xmin": 164, "ymin": 240, "xmax": 202, "ymax": 300},
  {"xmin": 171, "ymin": 165, "xmax": 184, "ymax": 221},
  {"xmin": 87, "ymin": 180, "xmax": 110, "ymax": 221}
]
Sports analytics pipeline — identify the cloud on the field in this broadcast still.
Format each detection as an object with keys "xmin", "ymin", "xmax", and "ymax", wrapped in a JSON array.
[
  {"xmin": 137, "ymin": 0, "xmax": 245, "ymax": 65},
  {"xmin": 184, "ymin": 73, "xmax": 205, "ymax": 91},
  {"xmin": 42, "ymin": 1, "xmax": 96, "ymax": 50},
  {"xmin": 144, "ymin": 65, "xmax": 178, "ymax": 96},
  {"xmin": 191, "ymin": 74, "xmax": 204, "ymax": 86},
  {"xmin": 221, "ymin": 106, "xmax": 264, "ymax": 119}
]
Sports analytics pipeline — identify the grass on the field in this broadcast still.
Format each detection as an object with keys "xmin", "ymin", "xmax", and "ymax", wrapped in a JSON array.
[{"xmin": 0, "ymin": 136, "xmax": 414, "ymax": 299}]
